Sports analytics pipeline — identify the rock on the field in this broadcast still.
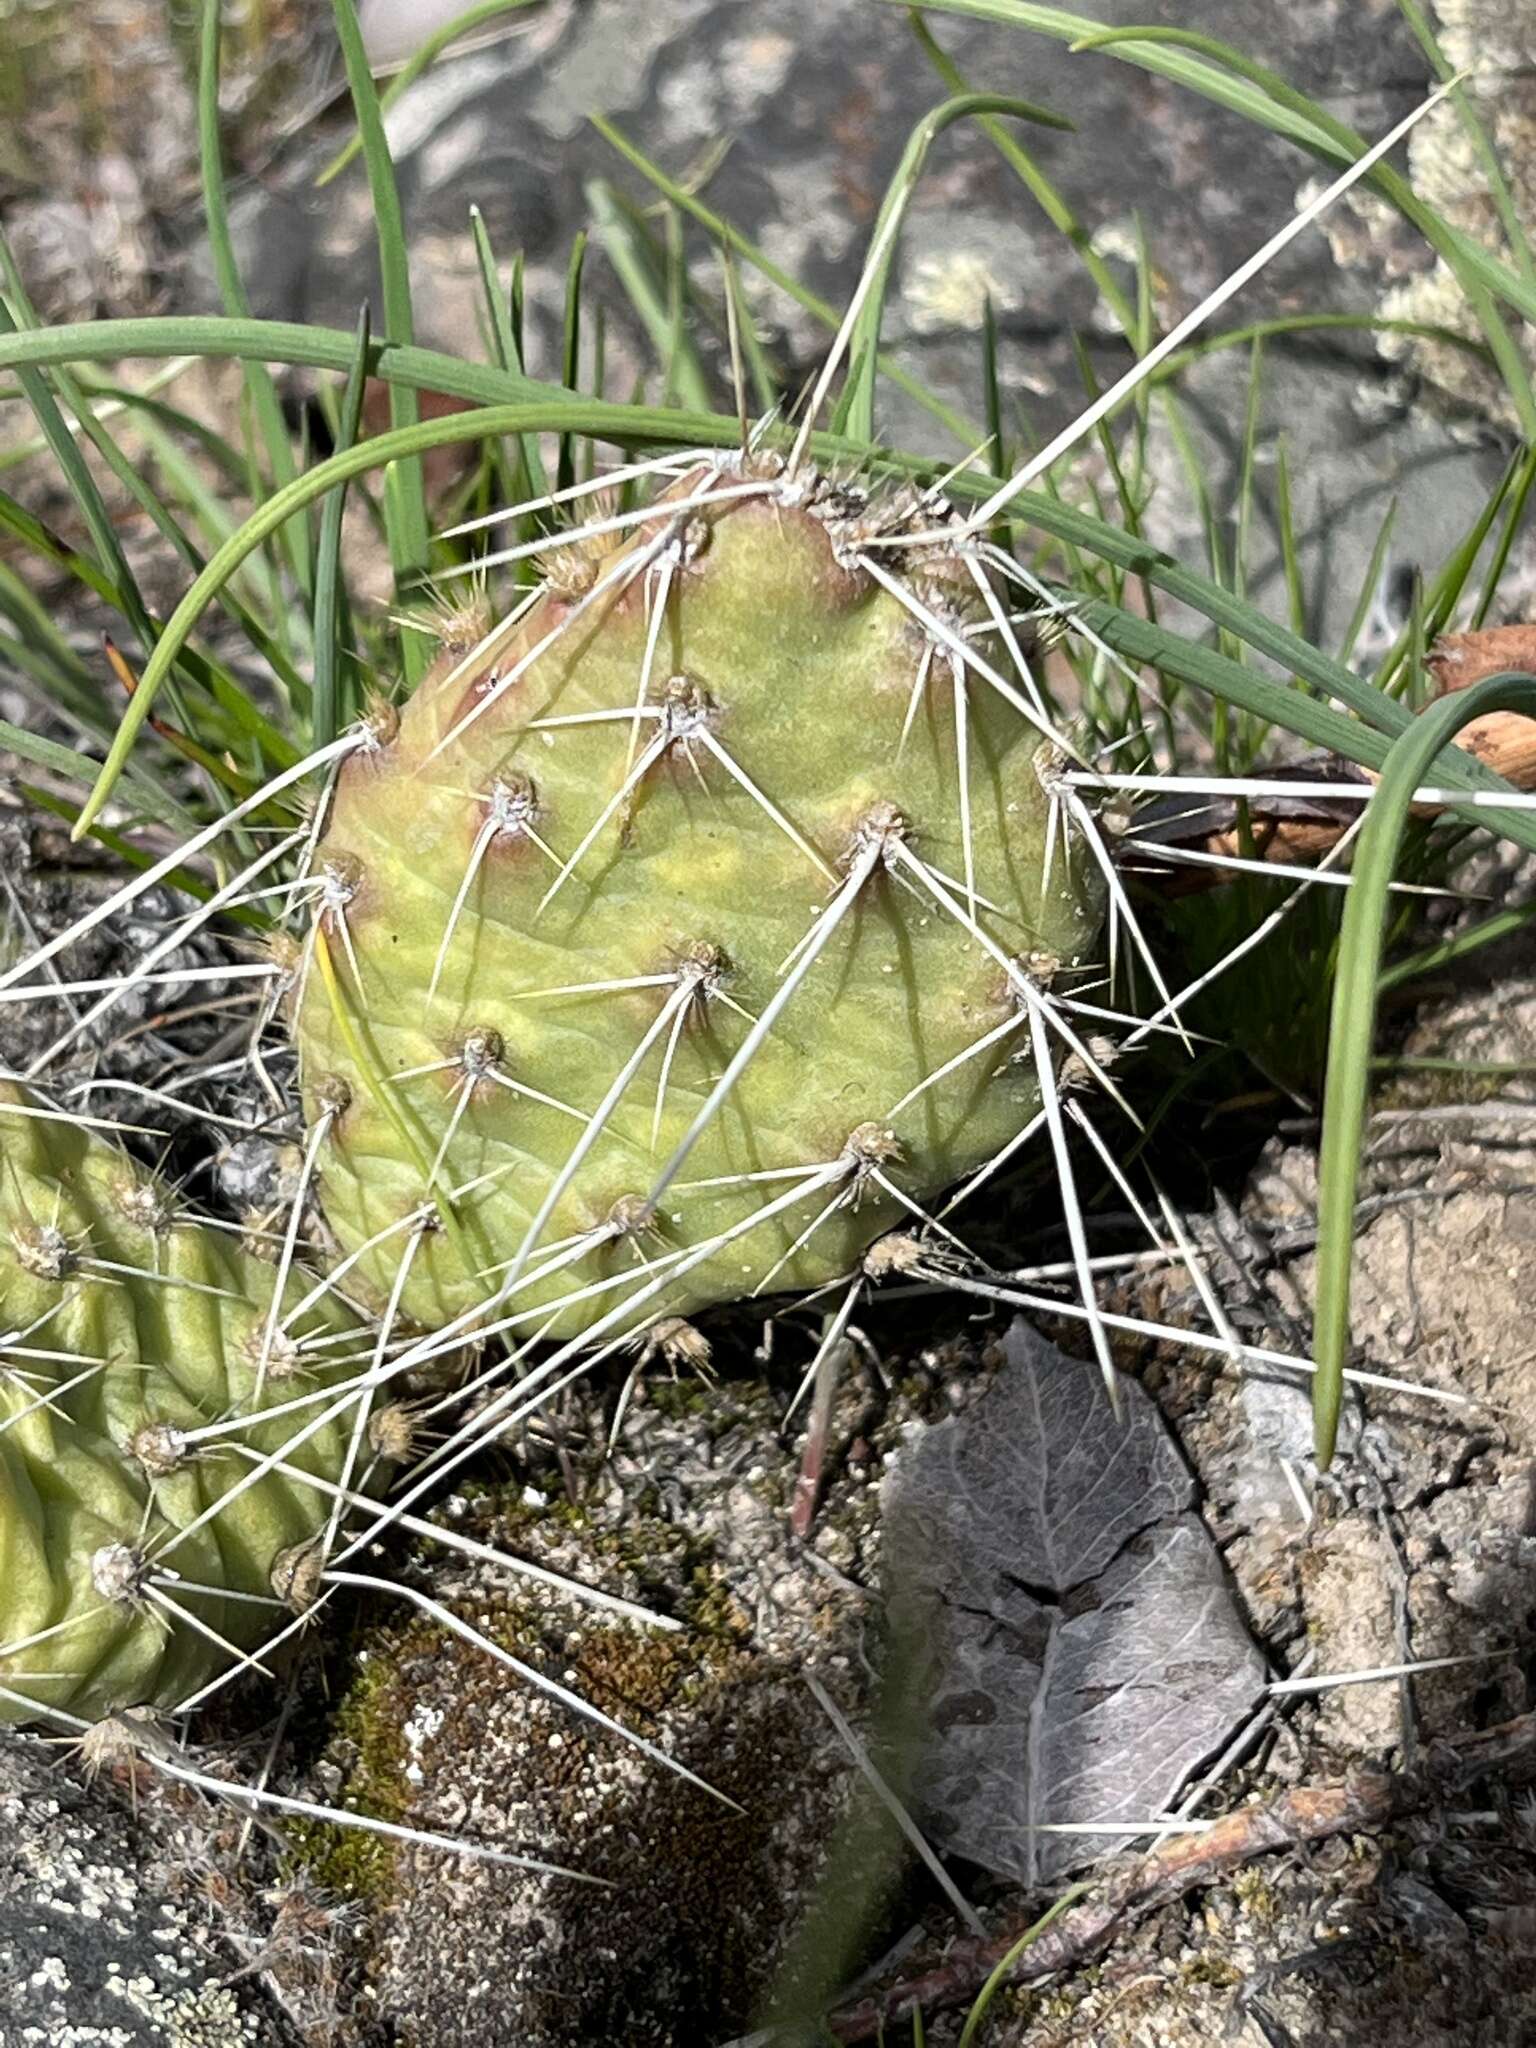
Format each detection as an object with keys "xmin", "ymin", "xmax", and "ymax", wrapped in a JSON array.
[
  {"xmin": 361, "ymin": 0, "xmax": 509, "ymax": 68},
  {"xmin": 201, "ymin": 0, "xmax": 1435, "ymax": 446},
  {"xmin": 1296, "ymin": 1515, "xmax": 1404, "ymax": 1758},
  {"xmin": 1132, "ymin": 344, "xmax": 1513, "ymax": 668},
  {"xmin": 1327, "ymin": 0, "xmax": 1536, "ymax": 431},
  {"xmin": 280, "ymin": 1372, "xmax": 887, "ymax": 2045},
  {"xmin": 0, "ymin": 1738, "xmax": 296, "ymax": 2048}
]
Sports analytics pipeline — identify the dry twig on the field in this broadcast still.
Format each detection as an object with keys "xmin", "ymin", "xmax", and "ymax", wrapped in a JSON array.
[{"xmin": 828, "ymin": 1710, "xmax": 1536, "ymax": 2040}]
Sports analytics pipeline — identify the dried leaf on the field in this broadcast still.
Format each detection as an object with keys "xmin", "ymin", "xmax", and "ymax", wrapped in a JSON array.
[
  {"xmin": 883, "ymin": 1321, "xmax": 1267, "ymax": 1883},
  {"xmin": 1428, "ymin": 623, "xmax": 1536, "ymax": 696}
]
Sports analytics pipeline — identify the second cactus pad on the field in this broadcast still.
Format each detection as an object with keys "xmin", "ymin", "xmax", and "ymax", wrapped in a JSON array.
[
  {"xmin": 0, "ymin": 1085, "xmax": 371, "ymax": 1727},
  {"xmin": 296, "ymin": 466, "xmax": 1101, "ymax": 1338}
]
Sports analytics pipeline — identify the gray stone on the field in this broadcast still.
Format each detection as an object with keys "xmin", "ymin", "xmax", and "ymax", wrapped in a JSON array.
[
  {"xmin": 212, "ymin": 0, "xmax": 1436, "ymax": 428},
  {"xmin": 1323, "ymin": 0, "xmax": 1536, "ymax": 430},
  {"xmin": 203, "ymin": 0, "xmax": 1536, "ymax": 663},
  {"xmin": 0, "ymin": 1738, "xmax": 294, "ymax": 2048},
  {"xmin": 1133, "ymin": 344, "xmax": 1512, "ymax": 666}
]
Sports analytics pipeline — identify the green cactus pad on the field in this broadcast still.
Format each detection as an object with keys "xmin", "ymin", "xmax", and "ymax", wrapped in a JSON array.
[
  {"xmin": 0, "ymin": 1085, "xmax": 372, "ymax": 1726},
  {"xmin": 295, "ymin": 466, "xmax": 1101, "ymax": 1340}
]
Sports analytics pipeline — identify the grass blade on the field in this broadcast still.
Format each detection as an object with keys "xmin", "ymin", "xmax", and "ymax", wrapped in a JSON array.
[
  {"xmin": 589, "ymin": 112, "xmax": 982, "ymax": 448},
  {"xmin": 0, "ymin": 265, "xmax": 158, "ymax": 663},
  {"xmin": 587, "ymin": 180, "xmax": 712, "ymax": 412},
  {"xmin": 312, "ymin": 308, "xmax": 372, "ymax": 748},
  {"xmin": 1312, "ymin": 669, "xmax": 1536, "ymax": 1466},
  {"xmin": 910, "ymin": 12, "xmax": 1139, "ymax": 340},
  {"xmin": 197, "ymin": 0, "xmax": 312, "ymax": 602},
  {"xmin": 559, "ymin": 231, "xmax": 588, "ymax": 494},
  {"xmin": 315, "ymin": 0, "xmax": 547, "ymax": 188},
  {"xmin": 332, "ymin": 0, "xmax": 432, "ymax": 684},
  {"xmin": 956, "ymin": 1883, "xmax": 1094, "ymax": 2047},
  {"xmin": 834, "ymin": 92, "xmax": 1072, "ymax": 445},
  {"xmin": 469, "ymin": 209, "xmax": 550, "ymax": 510}
]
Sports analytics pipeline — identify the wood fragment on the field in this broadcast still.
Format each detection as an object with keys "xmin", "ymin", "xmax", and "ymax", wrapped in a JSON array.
[{"xmin": 826, "ymin": 1709, "xmax": 1536, "ymax": 2040}]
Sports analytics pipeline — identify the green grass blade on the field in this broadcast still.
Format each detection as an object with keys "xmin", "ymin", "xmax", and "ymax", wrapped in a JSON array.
[
  {"xmin": 1338, "ymin": 502, "xmax": 1397, "ymax": 670},
  {"xmin": 1232, "ymin": 338, "xmax": 1263, "ymax": 609},
  {"xmin": 1272, "ymin": 436, "xmax": 1307, "ymax": 642},
  {"xmin": 957, "ymin": 1883, "xmax": 1094, "ymax": 2048},
  {"xmin": 717, "ymin": 244, "xmax": 779, "ymax": 415},
  {"xmin": 909, "ymin": 11, "xmax": 1139, "ymax": 339},
  {"xmin": 469, "ymin": 209, "xmax": 550, "ymax": 510},
  {"xmin": 1312, "ymin": 669, "xmax": 1536, "ymax": 1466},
  {"xmin": 589, "ymin": 113, "xmax": 982, "ymax": 448},
  {"xmin": 838, "ymin": 92, "xmax": 1072, "ymax": 444},
  {"xmin": 661, "ymin": 205, "xmax": 689, "ymax": 411},
  {"xmin": 559, "ymin": 232, "xmax": 589, "ymax": 493},
  {"xmin": 1378, "ymin": 895, "xmax": 1536, "ymax": 994},
  {"xmin": 0, "ymin": 274, "xmax": 158, "ymax": 662},
  {"xmin": 0, "ymin": 717, "xmax": 196, "ymax": 834},
  {"xmin": 1148, "ymin": 311, "xmax": 1493, "ymax": 385},
  {"xmin": 469, "ymin": 207, "xmax": 521, "ymax": 377},
  {"xmin": 197, "ymin": 0, "xmax": 312, "ymax": 602},
  {"xmin": 0, "ymin": 314, "xmax": 554, "ymax": 409},
  {"xmin": 332, "ymin": 0, "xmax": 432, "ymax": 684},
  {"xmin": 1472, "ymin": 441, "xmax": 1536, "ymax": 630},
  {"xmin": 315, "ymin": 0, "xmax": 547, "ymax": 189},
  {"xmin": 312, "ymin": 308, "xmax": 372, "ymax": 749},
  {"xmin": 981, "ymin": 295, "xmax": 1005, "ymax": 479},
  {"xmin": 0, "ymin": 553, "xmax": 110, "ymax": 727},
  {"xmin": 33, "ymin": 369, "xmax": 309, "ymax": 733},
  {"xmin": 587, "ymin": 181, "xmax": 712, "ymax": 413},
  {"xmin": 1375, "ymin": 446, "xmax": 1523, "ymax": 697}
]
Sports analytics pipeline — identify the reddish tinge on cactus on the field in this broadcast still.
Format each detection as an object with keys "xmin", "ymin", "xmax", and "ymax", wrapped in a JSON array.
[
  {"xmin": 294, "ymin": 458, "xmax": 1103, "ymax": 1346},
  {"xmin": 0, "ymin": 1082, "xmax": 374, "ymax": 1727}
]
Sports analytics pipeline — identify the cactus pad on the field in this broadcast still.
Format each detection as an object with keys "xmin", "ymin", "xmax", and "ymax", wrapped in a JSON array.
[
  {"xmin": 296, "ymin": 466, "xmax": 1102, "ymax": 1340},
  {"xmin": 0, "ymin": 1085, "xmax": 371, "ymax": 1726}
]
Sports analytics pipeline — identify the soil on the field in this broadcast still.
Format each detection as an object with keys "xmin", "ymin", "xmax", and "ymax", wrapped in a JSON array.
[{"xmin": 9, "ymin": 990, "xmax": 1535, "ymax": 2047}]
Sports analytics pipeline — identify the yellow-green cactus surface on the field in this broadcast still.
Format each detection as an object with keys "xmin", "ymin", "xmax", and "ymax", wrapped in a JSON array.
[
  {"xmin": 0, "ymin": 1085, "xmax": 368, "ymax": 1725},
  {"xmin": 297, "ymin": 469, "xmax": 1101, "ymax": 1339}
]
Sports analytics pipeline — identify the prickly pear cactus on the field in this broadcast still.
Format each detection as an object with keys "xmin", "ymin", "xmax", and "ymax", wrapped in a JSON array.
[
  {"xmin": 296, "ymin": 464, "xmax": 1101, "ymax": 1339},
  {"xmin": 0, "ymin": 1083, "xmax": 373, "ymax": 1726}
]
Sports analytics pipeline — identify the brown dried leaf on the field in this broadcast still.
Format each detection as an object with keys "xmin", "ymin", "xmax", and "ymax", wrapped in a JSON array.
[{"xmin": 1428, "ymin": 623, "xmax": 1536, "ymax": 697}]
